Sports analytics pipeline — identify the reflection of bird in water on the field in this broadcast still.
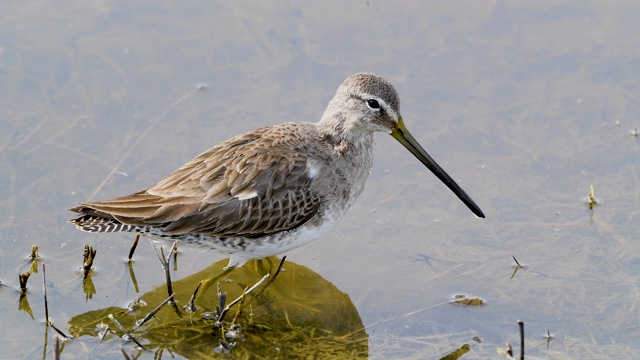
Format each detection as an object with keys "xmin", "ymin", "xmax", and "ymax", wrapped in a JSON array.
[{"xmin": 67, "ymin": 257, "xmax": 369, "ymax": 358}]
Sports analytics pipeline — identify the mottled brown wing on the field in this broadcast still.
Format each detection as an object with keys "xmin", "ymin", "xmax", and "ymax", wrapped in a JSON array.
[{"xmin": 71, "ymin": 125, "xmax": 322, "ymax": 238}]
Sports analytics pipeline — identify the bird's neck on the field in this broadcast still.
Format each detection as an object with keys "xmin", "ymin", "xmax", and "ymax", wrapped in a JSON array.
[{"xmin": 317, "ymin": 105, "xmax": 374, "ymax": 156}]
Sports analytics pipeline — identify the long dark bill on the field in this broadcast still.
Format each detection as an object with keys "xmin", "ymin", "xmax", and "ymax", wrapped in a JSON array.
[{"xmin": 390, "ymin": 118, "xmax": 485, "ymax": 218}]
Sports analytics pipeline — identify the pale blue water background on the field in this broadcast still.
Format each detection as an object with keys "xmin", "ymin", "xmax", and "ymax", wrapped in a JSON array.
[{"xmin": 1, "ymin": 1, "xmax": 640, "ymax": 358}]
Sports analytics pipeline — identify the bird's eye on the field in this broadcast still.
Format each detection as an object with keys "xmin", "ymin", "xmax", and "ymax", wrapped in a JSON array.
[{"xmin": 367, "ymin": 99, "xmax": 381, "ymax": 110}]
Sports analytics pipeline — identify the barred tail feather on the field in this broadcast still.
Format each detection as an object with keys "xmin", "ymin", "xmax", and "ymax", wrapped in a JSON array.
[{"xmin": 70, "ymin": 215, "xmax": 135, "ymax": 233}]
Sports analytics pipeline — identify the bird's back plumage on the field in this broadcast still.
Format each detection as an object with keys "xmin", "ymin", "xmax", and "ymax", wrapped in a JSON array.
[{"xmin": 71, "ymin": 122, "xmax": 327, "ymax": 238}]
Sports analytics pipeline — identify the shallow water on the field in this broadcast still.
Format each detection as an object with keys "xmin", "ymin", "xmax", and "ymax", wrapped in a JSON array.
[{"xmin": 1, "ymin": 1, "xmax": 640, "ymax": 358}]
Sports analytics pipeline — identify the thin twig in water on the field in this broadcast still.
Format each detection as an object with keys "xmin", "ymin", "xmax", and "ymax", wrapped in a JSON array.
[
  {"xmin": 120, "ymin": 346, "xmax": 132, "ymax": 360},
  {"xmin": 173, "ymin": 245, "xmax": 179, "ymax": 271},
  {"xmin": 185, "ymin": 280, "xmax": 203, "ymax": 313},
  {"xmin": 247, "ymin": 256, "xmax": 287, "ymax": 301},
  {"xmin": 272, "ymin": 256, "xmax": 286, "ymax": 278},
  {"xmin": 82, "ymin": 244, "xmax": 97, "ymax": 279},
  {"xmin": 88, "ymin": 323, "xmax": 114, "ymax": 354},
  {"xmin": 511, "ymin": 254, "xmax": 521, "ymax": 267},
  {"xmin": 217, "ymin": 273, "xmax": 271, "ymax": 323},
  {"xmin": 49, "ymin": 318, "xmax": 71, "ymax": 339},
  {"xmin": 127, "ymin": 235, "xmax": 140, "ymax": 262},
  {"xmin": 18, "ymin": 271, "xmax": 31, "ymax": 294},
  {"xmin": 133, "ymin": 294, "xmax": 175, "ymax": 330},
  {"xmin": 128, "ymin": 261, "xmax": 139, "ymax": 293},
  {"xmin": 230, "ymin": 289, "xmax": 246, "ymax": 326},
  {"xmin": 518, "ymin": 320, "xmax": 524, "ymax": 360},
  {"xmin": 152, "ymin": 241, "xmax": 178, "ymax": 304},
  {"xmin": 510, "ymin": 254, "xmax": 522, "ymax": 280},
  {"xmin": 216, "ymin": 283, "xmax": 226, "ymax": 316},
  {"xmin": 588, "ymin": 184, "xmax": 598, "ymax": 210},
  {"xmin": 53, "ymin": 335, "xmax": 60, "ymax": 360},
  {"xmin": 98, "ymin": 324, "xmax": 111, "ymax": 341},
  {"xmin": 108, "ymin": 314, "xmax": 147, "ymax": 351},
  {"xmin": 42, "ymin": 263, "xmax": 49, "ymax": 322}
]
